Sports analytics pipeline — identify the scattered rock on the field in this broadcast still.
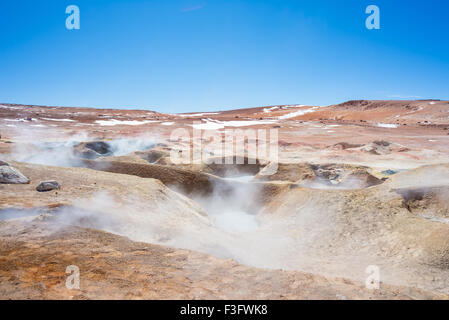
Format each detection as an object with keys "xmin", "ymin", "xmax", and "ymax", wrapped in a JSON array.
[
  {"xmin": 36, "ymin": 181, "xmax": 61, "ymax": 192},
  {"xmin": 0, "ymin": 166, "xmax": 30, "ymax": 184}
]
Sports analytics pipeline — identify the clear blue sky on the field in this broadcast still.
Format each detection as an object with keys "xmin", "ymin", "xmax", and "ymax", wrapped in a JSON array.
[{"xmin": 1, "ymin": 0, "xmax": 448, "ymax": 113}]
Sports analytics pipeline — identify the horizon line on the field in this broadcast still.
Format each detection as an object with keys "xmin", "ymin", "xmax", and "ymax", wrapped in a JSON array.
[{"xmin": 0, "ymin": 98, "xmax": 445, "ymax": 114}]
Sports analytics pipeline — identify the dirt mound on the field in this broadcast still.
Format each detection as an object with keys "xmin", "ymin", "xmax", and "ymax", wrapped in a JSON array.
[
  {"xmin": 309, "ymin": 163, "xmax": 383, "ymax": 188},
  {"xmin": 334, "ymin": 100, "xmax": 407, "ymax": 110},
  {"xmin": 82, "ymin": 159, "xmax": 216, "ymax": 195},
  {"xmin": 81, "ymin": 158, "xmax": 266, "ymax": 198},
  {"xmin": 302, "ymin": 100, "xmax": 449, "ymax": 125},
  {"xmin": 394, "ymin": 186, "xmax": 449, "ymax": 218},
  {"xmin": 0, "ymin": 162, "xmax": 207, "ymax": 220},
  {"xmin": 260, "ymin": 178, "xmax": 449, "ymax": 289},
  {"xmin": 255, "ymin": 162, "xmax": 383, "ymax": 189},
  {"xmin": 82, "ymin": 158, "xmax": 282, "ymax": 208},
  {"xmin": 135, "ymin": 148, "xmax": 265, "ymax": 178},
  {"xmin": 387, "ymin": 163, "xmax": 449, "ymax": 189},
  {"xmin": 136, "ymin": 149, "xmax": 170, "ymax": 164},
  {"xmin": 361, "ymin": 141, "xmax": 409, "ymax": 155},
  {"xmin": 256, "ymin": 163, "xmax": 315, "ymax": 182}
]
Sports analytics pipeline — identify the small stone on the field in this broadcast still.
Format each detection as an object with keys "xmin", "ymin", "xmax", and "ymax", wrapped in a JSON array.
[{"xmin": 36, "ymin": 181, "xmax": 61, "ymax": 192}]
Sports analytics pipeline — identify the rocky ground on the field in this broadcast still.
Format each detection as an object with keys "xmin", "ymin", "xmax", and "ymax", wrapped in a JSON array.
[{"xmin": 1, "ymin": 100, "xmax": 449, "ymax": 300}]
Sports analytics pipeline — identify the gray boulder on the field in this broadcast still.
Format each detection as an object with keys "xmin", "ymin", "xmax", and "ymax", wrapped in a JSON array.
[
  {"xmin": 0, "ymin": 166, "xmax": 30, "ymax": 184},
  {"xmin": 36, "ymin": 181, "xmax": 61, "ymax": 192}
]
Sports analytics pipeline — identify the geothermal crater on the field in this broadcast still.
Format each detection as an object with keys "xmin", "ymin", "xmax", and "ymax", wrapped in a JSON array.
[{"xmin": 1, "ymin": 100, "xmax": 449, "ymax": 299}]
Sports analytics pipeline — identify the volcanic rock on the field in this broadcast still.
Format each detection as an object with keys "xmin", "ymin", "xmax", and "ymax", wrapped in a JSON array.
[
  {"xmin": 0, "ymin": 165, "xmax": 30, "ymax": 184},
  {"xmin": 36, "ymin": 181, "xmax": 61, "ymax": 192}
]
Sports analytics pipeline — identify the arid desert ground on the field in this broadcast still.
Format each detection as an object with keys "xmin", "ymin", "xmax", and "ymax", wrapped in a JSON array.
[{"xmin": 1, "ymin": 99, "xmax": 449, "ymax": 299}]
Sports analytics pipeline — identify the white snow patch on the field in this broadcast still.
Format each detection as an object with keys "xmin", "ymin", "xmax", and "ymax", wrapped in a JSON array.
[
  {"xmin": 190, "ymin": 119, "xmax": 275, "ymax": 130},
  {"xmin": 4, "ymin": 119, "xmax": 24, "ymax": 122},
  {"xmin": 190, "ymin": 120, "xmax": 224, "ymax": 130},
  {"xmin": 377, "ymin": 123, "xmax": 398, "ymax": 128},
  {"xmin": 177, "ymin": 112, "xmax": 220, "ymax": 117},
  {"xmin": 407, "ymin": 106, "xmax": 424, "ymax": 114},
  {"xmin": 281, "ymin": 105, "xmax": 306, "ymax": 109},
  {"xmin": 41, "ymin": 118, "xmax": 75, "ymax": 122},
  {"xmin": 95, "ymin": 119, "xmax": 160, "ymax": 126},
  {"xmin": 161, "ymin": 122, "xmax": 175, "ymax": 126},
  {"xmin": 279, "ymin": 107, "xmax": 318, "ymax": 120},
  {"xmin": 221, "ymin": 120, "xmax": 275, "ymax": 127},
  {"xmin": 4, "ymin": 118, "xmax": 36, "ymax": 122},
  {"xmin": 263, "ymin": 106, "xmax": 279, "ymax": 113},
  {"xmin": 223, "ymin": 175, "xmax": 255, "ymax": 183},
  {"xmin": 0, "ymin": 105, "xmax": 23, "ymax": 110}
]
